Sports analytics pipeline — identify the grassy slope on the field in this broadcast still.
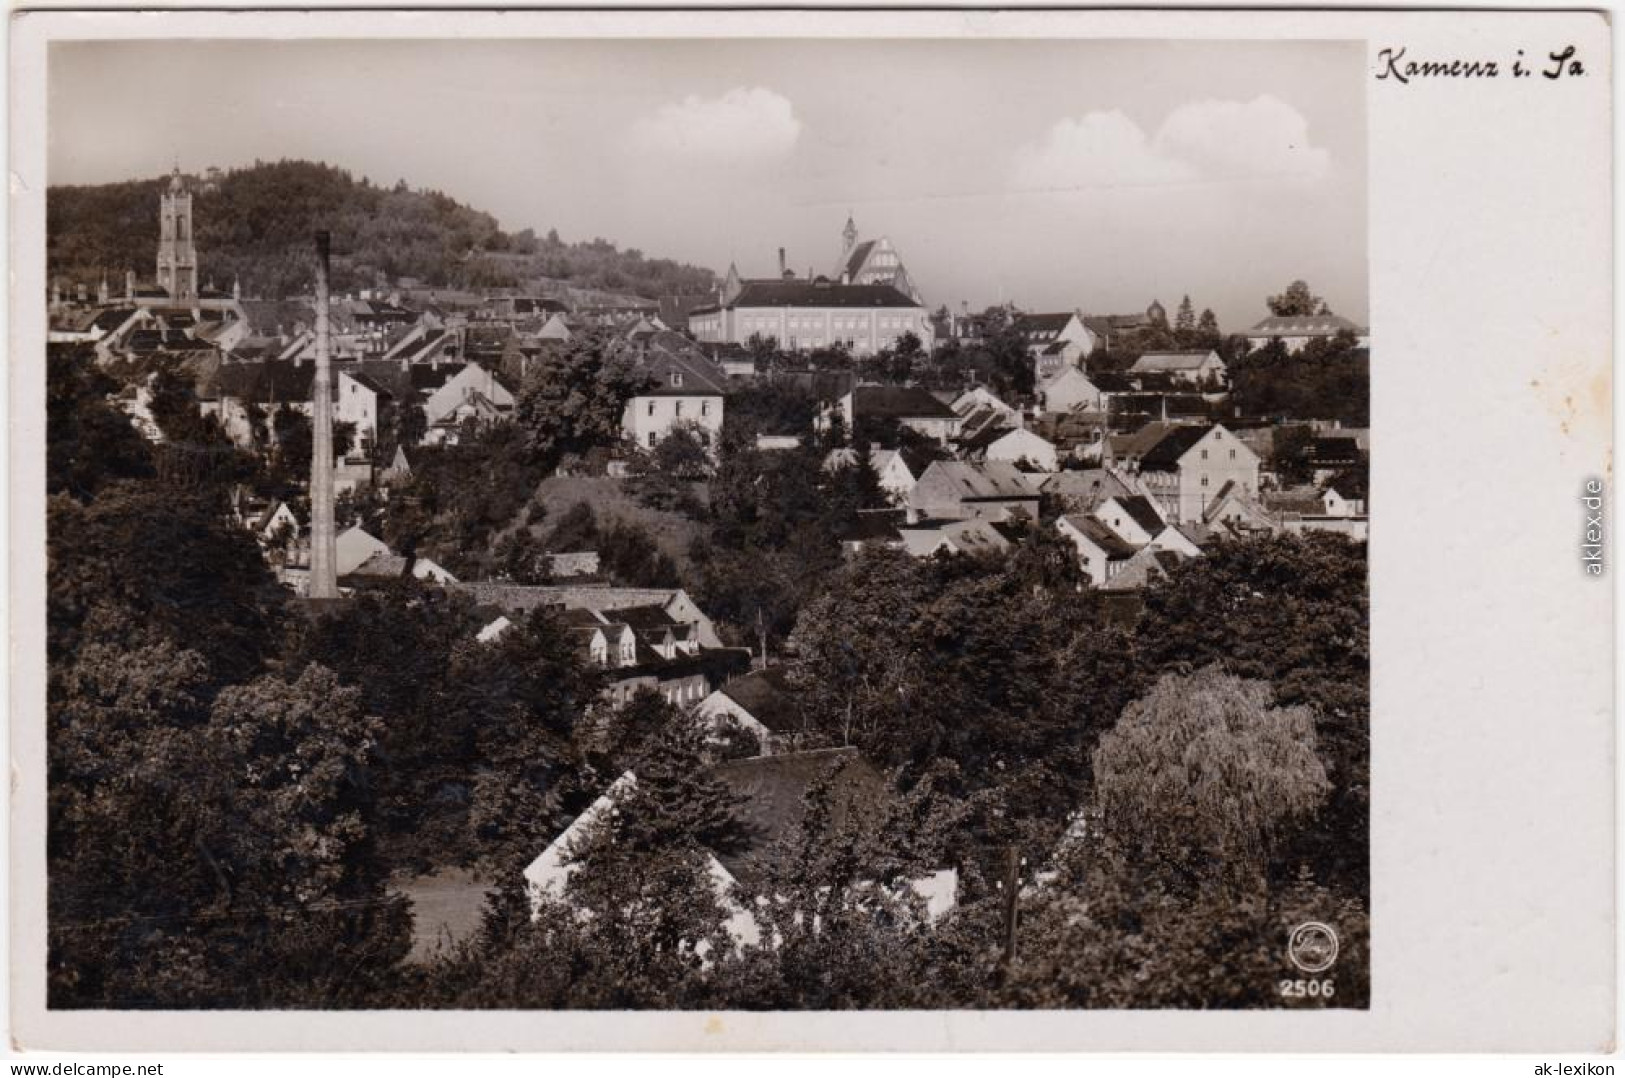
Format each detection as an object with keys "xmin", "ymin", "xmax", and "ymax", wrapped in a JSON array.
[{"xmin": 525, "ymin": 475, "xmax": 711, "ymax": 576}]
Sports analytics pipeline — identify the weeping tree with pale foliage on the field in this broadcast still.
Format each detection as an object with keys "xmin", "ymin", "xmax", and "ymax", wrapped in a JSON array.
[{"xmin": 1090, "ymin": 665, "xmax": 1331, "ymax": 893}]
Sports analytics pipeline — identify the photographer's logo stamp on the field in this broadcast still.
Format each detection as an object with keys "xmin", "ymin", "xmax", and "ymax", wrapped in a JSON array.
[{"xmin": 1287, "ymin": 922, "xmax": 1340, "ymax": 973}]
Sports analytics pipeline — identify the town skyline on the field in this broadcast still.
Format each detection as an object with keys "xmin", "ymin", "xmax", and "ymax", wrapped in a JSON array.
[{"xmin": 49, "ymin": 38, "xmax": 1367, "ymax": 328}]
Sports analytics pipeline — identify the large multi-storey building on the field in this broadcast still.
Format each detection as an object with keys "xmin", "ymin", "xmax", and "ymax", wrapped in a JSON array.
[
  {"xmin": 689, "ymin": 258, "xmax": 933, "ymax": 356},
  {"xmin": 688, "ymin": 220, "xmax": 931, "ymax": 355}
]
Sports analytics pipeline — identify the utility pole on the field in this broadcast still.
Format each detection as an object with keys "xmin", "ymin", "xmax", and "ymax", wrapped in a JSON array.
[
  {"xmin": 308, "ymin": 231, "xmax": 338, "ymax": 599},
  {"xmin": 1000, "ymin": 844, "xmax": 1021, "ymax": 969}
]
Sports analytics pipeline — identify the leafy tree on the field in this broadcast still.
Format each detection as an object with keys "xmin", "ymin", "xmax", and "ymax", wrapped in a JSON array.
[
  {"xmin": 188, "ymin": 664, "xmax": 413, "ymax": 1005},
  {"xmin": 745, "ymin": 333, "xmax": 780, "ymax": 369},
  {"xmin": 648, "ymin": 419, "xmax": 712, "ymax": 480},
  {"xmin": 1002, "ymin": 865, "xmax": 1369, "ymax": 1009},
  {"xmin": 595, "ymin": 688, "xmax": 684, "ymax": 773},
  {"xmin": 46, "ymin": 344, "xmax": 154, "ymax": 499},
  {"xmin": 384, "ymin": 422, "xmax": 551, "ymax": 576},
  {"xmin": 466, "ymin": 607, "xmax": 606, "ymax": 873},
  {"xmin": 1269, "ymin": 424, "xmax": 1318, "ymax": 486},
  {"xmin": 1135, "ymin": 534, "xmax": 1369, "ymax": 898},
  {"xmin": 1175, "ymin": 295, "xmax": 1195, "ymax": 333},
  {"xmin": 442, "ymin": 716, "xmax": 749, "ymax": 1009},
  {"xmin": 48, "ymin": 484, "xmax": 282, "ymax": 687},
  {"xmin": 839, "ymin": 440, "xmax": 886, "ymax": 511},
  {"xmin": 1090, "ymin": 667, "xmax": 1330, "ymax": 892},
  {"xmin": 721, "ymin": 378, "xmax": 817, "ymax": 444},
  {"xmin": 1266, "ymin": 279, "xmax": 1326, "ymax": 317},
  {"xmin": 1198, "ymin": 307, "xmax": 1220, "ymax": 338},
  {"xmin": 283, "ymin": 585, "xmax": 495, "ymax": 866},
  {"xmin": 49, "ymin": 657, "xmax": 411, "ymax": 1007},
  {"xmin": 514, "ymin": 333, "xmax": 648, "ymax": 467},
  {"xmin": 543, "ymin": 500, "xmax": 600, "ymax": 553},
  {"xmin": 787, "ymin": 550, "xmax": 1136, "ymax": 837},
  {"xmin": 1228, "ymin": 333, "xmax": 1368, "ymax": 425},
  {"xmin": 596, "ymin": 518, "xmax": 681, "ymax": 587},
  {"xmin": 491, "ymin": 527, "xmax": 554, "ymax": 585},
  {"xmin": 726, "ymin": 760, "xmax": 974, "ymax": 1009}
]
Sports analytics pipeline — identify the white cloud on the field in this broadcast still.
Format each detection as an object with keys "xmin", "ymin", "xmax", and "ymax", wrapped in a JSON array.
[
  {"xmin": 1011, "ymin": 95, "xmax": 1331, "ymax": 194},
  {"xmin": 628, "ymin": 87, "xmax": 802, "ymax": 164},
  {"xmin": 1011, "ymin": 110, "xmax": 1196, "ymax": 192}
]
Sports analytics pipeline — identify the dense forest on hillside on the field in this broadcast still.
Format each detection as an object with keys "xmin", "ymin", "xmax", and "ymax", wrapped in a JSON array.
[{"xmin": 46, "ymin": 160, "xmax": 717, "ymax": 301}]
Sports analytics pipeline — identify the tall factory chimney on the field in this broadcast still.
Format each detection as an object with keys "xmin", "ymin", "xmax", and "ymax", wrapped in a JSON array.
[{"xmin": 308, "ymin": 231, "xmax": 339, "ymax": 599}]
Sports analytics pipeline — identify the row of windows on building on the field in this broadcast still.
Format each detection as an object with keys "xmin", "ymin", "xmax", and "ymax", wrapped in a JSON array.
[
  {"xmin": 740, "ymin": 314, "xmax": 921, "ymax": 333},
  {"xmin": 645, "ymin": 399, "xmax": 712, "ymax": 418},
  {"xmin": 607, "ymin": 678, "xmax": 707, "ymax": 705}
]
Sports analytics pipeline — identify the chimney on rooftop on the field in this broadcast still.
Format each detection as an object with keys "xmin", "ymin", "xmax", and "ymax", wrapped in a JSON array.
[{"xmin": 778, "ymin": 247, "xmax": 787, "ymax": 278}]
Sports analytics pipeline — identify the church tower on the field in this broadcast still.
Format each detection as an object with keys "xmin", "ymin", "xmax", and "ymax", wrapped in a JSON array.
[
  {"xmin": 156, "ymin": 167, "xmax": 198, "ymax": 302},
  {"xmin": 841, "ymin": 213, "xmax": 858, "ymax": 264}
]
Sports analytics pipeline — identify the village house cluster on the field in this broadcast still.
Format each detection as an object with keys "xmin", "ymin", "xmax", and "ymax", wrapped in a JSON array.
[{"xmin": 49, "ymin": 169, "xmax": 1371, "ymax": 949}]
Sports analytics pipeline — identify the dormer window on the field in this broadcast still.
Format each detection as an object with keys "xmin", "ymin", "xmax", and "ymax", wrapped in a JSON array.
[{"xmin": 670, "ymin": 372, "xmax": 683, "ymax": 387}]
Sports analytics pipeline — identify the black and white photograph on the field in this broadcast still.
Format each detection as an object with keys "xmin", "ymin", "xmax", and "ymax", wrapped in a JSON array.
[
  {"xmin": 36, "ymin": 31, "xmax": 1373, "ymax": 1014},
  {"xmin": 9, "ymin": 8, "xmax": 1612, "ymax": 1057}
]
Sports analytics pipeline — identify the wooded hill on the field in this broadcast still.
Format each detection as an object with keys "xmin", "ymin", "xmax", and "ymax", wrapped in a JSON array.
[{"xmin": 46, "ymin": 159, "xmax": 717, "ymax": 303}]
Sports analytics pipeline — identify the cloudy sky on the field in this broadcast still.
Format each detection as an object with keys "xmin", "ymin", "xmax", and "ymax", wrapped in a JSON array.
[{"xmin": 50, "ymin": 38, "xmax": 1366, "ymax": 328}]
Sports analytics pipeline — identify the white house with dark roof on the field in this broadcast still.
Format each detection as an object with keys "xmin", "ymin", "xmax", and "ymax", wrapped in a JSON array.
[
  {"xmin": 1056, "ymin": 514, "xmax": 1140, "ymax": 587},
  {"xmin": 1207, "ymin": 481, "xmax": 1281, "ymax": 535},
  {"xmin": 1037, "ymin": 366, "xmax": 1105, "ymax": 414},
  {"xmin": 1094, "ymin": 495, "xmax": 1167, "ymax": 546},
  {"xmin": 1100, "ymin": 546, "xmax": 1190, "ymax": 592},
  {"xmin": 950, "ymin": 385, "xmax": 1021, "ymax": 422},
  {"xmin": 451, "ymin": 583, "xmax": 724, "ymax": 649},
  {"xmin": 696, "ymin": 668, "xmax": 808, "ymax": 756},
  {"xmin": 821, "ymin": 384, "xmax": 961, "ymax": 444},
  {"xmin": 523, "ymin": 749, "xmax": 956, "ymax": 954},
  {"xmin": 345, "ymin": 551, "xmax": 459, "ymax": 586},
  {"xmin": 1040, "ymin": 468, "xmax": 1135, "ymax": 513},
  {"xmin": 984, "ymin": 427, "xmax": 1060, "ymax": 473},
  {"xmin": 1016, "ymin": 312, "xmax": 1096, "ymax": 381},
  {"xmin": 1246, "ymin": 313, "xmax": 1370, "ymax": 353},
  {"xmin": 618, "ymin": 330, "xmax": 728, "ymax": 450},
  {"xmin": 536, "ymin": 313, "xmax": 572, "ymax": 342},
  {"xmin": 1128, "ymin": 350, "xmax": 1228, "ymax": 385},
  {"xmin": 907, "ymin": 461, "xmax": 1039, "ymax": 522},
  {"xmin": 336, "ymin": 369, "xmax": 393, "ymax": 449},
  {"xmin": 897, "ymin": 518, "xmax": 1014, "ymax": 559},
  {"xmin": 335, "ymin": 525, "xmax": 391, "ymax": 577},
  {"xmin": 1120, "ymin": 423, "xmax": 1261, "ymax": 524}
]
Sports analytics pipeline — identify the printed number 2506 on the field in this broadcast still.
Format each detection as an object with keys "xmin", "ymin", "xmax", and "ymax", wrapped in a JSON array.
[{"xmin": 1279, "ymin": 979, "xmax": 1335, "ymax": 999}]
